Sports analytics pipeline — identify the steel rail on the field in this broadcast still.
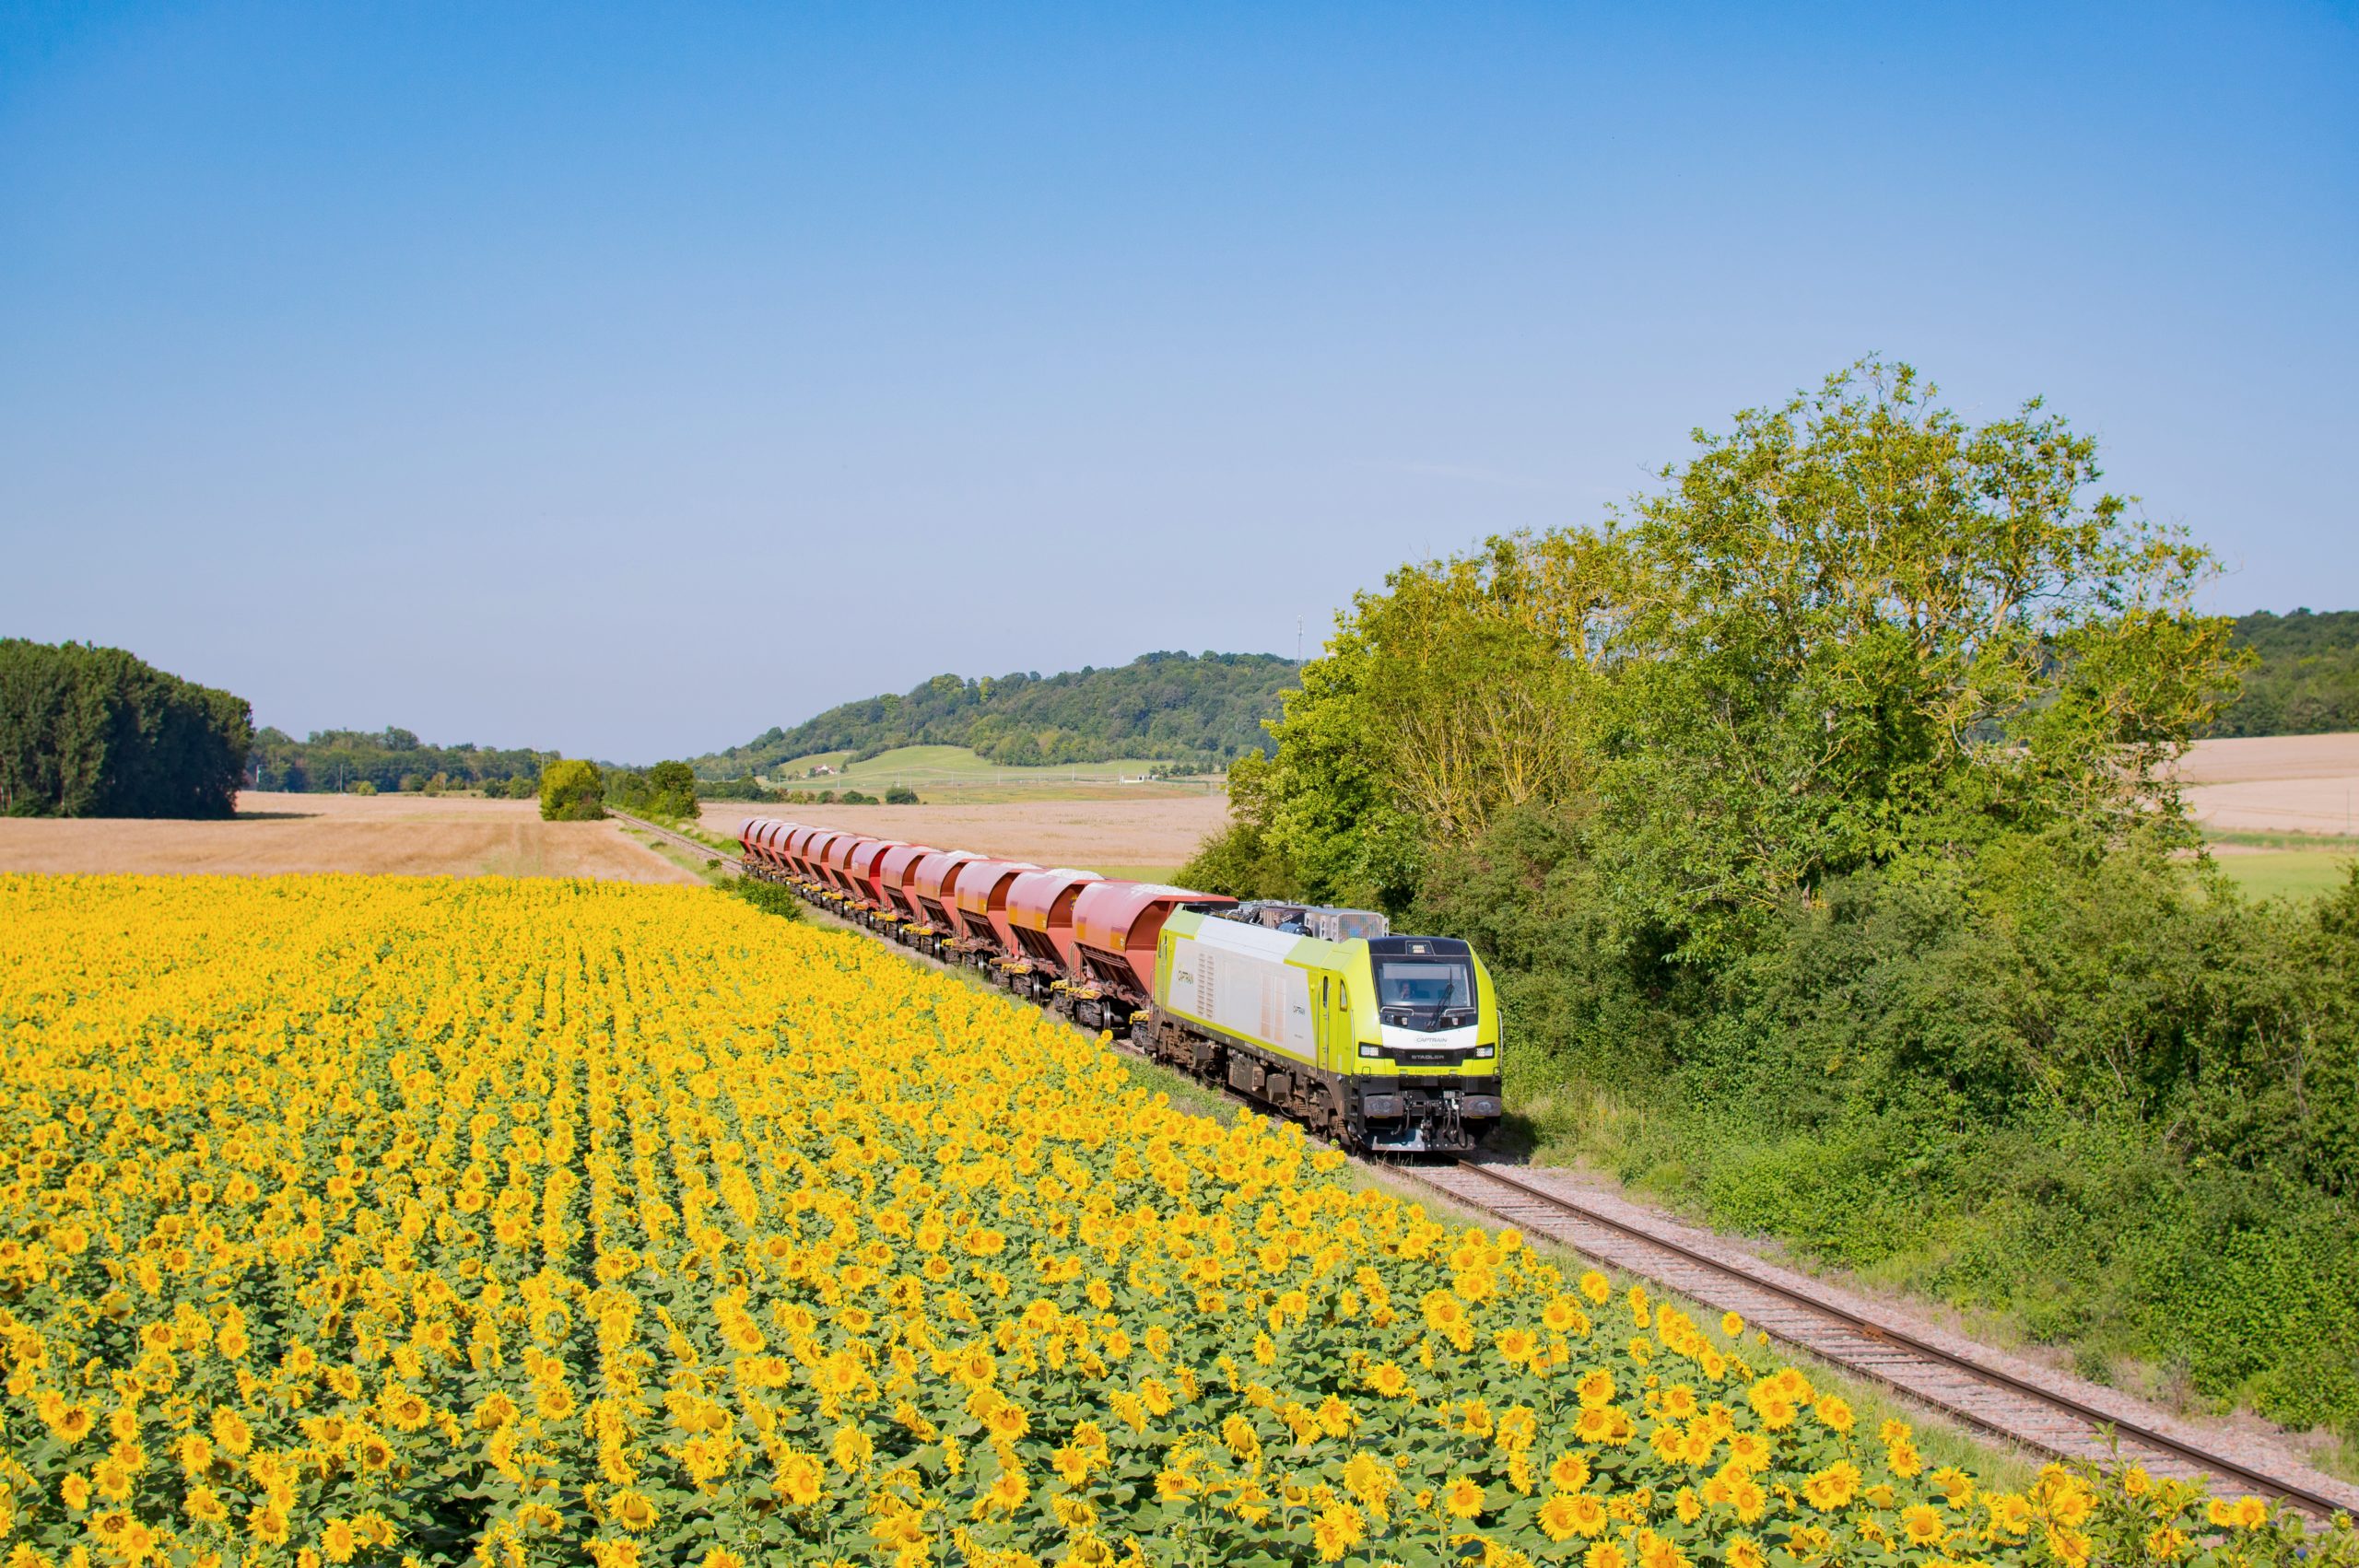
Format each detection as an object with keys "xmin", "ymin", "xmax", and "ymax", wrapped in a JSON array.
[
  {"xmin": 720, "ymin": 841, "xmax": 2355, "ymax": 1521},
  {"xmin": 1401, "ymin": 1161, "xmax": 2354, "ymax": 1521}
]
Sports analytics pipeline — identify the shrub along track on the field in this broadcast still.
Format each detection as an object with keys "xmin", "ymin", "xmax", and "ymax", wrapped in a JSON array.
[{"xmin": 693, "ymin": 833, "xmax": 2358, "ymax": 1521}]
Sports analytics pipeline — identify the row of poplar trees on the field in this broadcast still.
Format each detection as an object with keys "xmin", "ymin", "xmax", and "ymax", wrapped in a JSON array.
[{"xmin": 0, "ymin": 639, "xmax": 254, "ymax": 818}]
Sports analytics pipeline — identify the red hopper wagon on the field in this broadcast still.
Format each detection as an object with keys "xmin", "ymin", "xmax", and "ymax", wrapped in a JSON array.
[
  {"xmin": 843, "ymin": 840, "xmax": 902, "ymax": 916},
  {"xmin": 1070, "ymin": 881, "xmax": 1236, "ymax": 1019},
  {"xmin": 818, "ymin": 834, "xmax": 872, "ymax": 898},
  {"xmin": 872, "ymin": 843, "xmax": 938, "ymax": 927},
  {"xmin": 1003, "ymin": 868, "xmax": 1101, "ymax": 998},
  {"xmin": 907, "ymin": 850, "xmax": 981, "ymax": 948},
  {"xmin": 947, "ymin": 859, "xmax": 1040, "ymax": 961}
]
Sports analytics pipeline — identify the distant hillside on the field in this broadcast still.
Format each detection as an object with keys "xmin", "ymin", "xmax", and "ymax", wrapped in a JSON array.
[
  {"xmin": 698, "ymin": 651, "xmax": 1298, "ymax": 777},
  {"xmin": 2212, "ymin": 609, "xmax": 2359, "ymax": 737}
]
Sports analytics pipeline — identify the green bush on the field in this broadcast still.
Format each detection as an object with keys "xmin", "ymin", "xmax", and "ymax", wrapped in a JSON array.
[
  {"xmin": 644, "ymin": 760, "xmax": 698, "ymax": 821},
  {"xmin": 724, "ymin": 877, "xmax": 803, "ymax": 921},
  {"xmin": 538, "ymin": 760, "xmax": 604, "ymax": 822},
  {"xmin": 884, "ymin": 785, "xmax": 921, "ymax": 805},
  {"xmin": 602, "ymin": 761, "xmax": 698, "ymax": 822},
  {"xmin": 352, "ymin": 779, "xmax": 378, "ymax": 797},
  {"xmin": 1433, "ymin": 825, "xmax": 2359, "ymax": 1438}
]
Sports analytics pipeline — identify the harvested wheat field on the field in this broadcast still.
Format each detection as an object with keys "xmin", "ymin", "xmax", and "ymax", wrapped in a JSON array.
[
  {"xmin": 0, "ymin": 790, "xmax": 699, "ymax": 883},
  {"xmin": 2180, "ymin": 732, "xmax": 2359, "ymax": 837},
  {"xmin": 696, "ymin": 791, "xmax": 1229, "ymax": 872}
]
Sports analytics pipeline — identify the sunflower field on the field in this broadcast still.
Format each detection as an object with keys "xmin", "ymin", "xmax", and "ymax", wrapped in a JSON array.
[{"xmin": 0, "ymin": 873, "xmax": 2350, "ymax": 1568}]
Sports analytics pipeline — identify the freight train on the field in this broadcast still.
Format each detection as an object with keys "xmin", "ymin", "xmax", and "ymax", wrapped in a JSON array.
[{"xmin": 734, "ymin": 816, "xmax": 1503, "ymax": 1154}]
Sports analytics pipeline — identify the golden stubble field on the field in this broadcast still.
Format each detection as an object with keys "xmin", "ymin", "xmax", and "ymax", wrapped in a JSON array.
[
  {"xmin": 713, "ymin": 735, "xmax": 2359, "ymax": 875},
  {"xmin": 0, "ymin": 790, "xmax": 700, "ymax": 883},
  {"xmin": 5, "ymin": 735, "xmax": 2345, "ymax": 888},
  {"xmin": 696, "ymin": 792, "xmax": 1229, "ymax": 873},
  {"xmin": 2178, "ymin": 732, "xmax": 2359, "ymax": 837}
]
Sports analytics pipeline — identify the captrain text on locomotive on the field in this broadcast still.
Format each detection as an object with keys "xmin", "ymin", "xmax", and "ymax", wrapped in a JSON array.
[{"xmin": 735, "ymin": 817, "xmax": 1503, "ymax": 1154}]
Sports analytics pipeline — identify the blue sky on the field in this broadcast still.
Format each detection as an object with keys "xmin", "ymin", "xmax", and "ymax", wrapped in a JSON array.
[{"xmin": 3, "ymin": 3, "xmax": 2353, "ymax": 762}]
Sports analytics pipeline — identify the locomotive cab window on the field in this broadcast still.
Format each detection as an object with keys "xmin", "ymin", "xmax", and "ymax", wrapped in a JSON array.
[{"xmin": 1375, "ymin": 958, "xmax": 1475, "ymax": 1024}]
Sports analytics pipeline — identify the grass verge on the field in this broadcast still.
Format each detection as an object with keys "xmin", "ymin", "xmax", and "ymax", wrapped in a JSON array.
[
  {"xmin": 2209, "ymin": 848, "xmax": 2358, "ymax": 901},
  {"xmin": 1513, "ymin": 1078, "xmax": 2359, "ymax": 1486},
  {"xmin": 619, "ymin": 828, "xmax": 731, "ymax": 884}
]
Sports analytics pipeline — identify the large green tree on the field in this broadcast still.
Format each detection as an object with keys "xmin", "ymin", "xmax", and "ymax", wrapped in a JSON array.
[
  {"xmin": 1226, "ymin": 532, "xmax": 1617, "ymax": 907},
  {"xmin": 537, "ymin": 760, "xmax": 605, "ymax": 822},
  {"xmin": 643, "ymin": 760, "xmax": 698, "ymax": 820},
  {"xmin": 1204, "ymin": 360, "xmax": 2242, "ymax": 955},
  {"xmin": 1595, "ymin": 360, "xmax": 2236, "ymax": 954}
]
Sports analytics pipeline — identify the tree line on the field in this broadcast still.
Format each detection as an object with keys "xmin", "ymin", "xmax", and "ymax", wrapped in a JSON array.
[
  {"xmin": 0, "ymin": 639, "xmax": 252, "ymax": 817},
  {"xmin": 248, "ymin": 726, "xmax": 554, "ymax": 795},
  {"xmin": 1182, "ymin": 360, "xmax": 2359, "ymax": 1445},
  {"xmin": 695, "ymin": 650, "xmax": 1297, "ymax": 778},
  {"xmin": 2212, "ymin": 608, "xmax": 2359, "ymax": 737}
]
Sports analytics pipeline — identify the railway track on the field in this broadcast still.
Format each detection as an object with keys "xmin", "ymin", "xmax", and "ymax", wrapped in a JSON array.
[
  {"xmin": 609, "ymin": 810, "xmax": 744, "ymax": 870},
  {"xmin": 705, "ymin": 837, "xmax": 2356, "ymax": 1521},
  {"xmin": 1396, "ymin": 1161, "xmax": 2357, "ymax": 1520}
]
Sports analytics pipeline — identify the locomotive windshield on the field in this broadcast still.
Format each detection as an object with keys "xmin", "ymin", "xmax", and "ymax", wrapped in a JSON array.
[{"xmin": 1376, "ymin": 957, "xmax": 1473, "ymax": 1014}]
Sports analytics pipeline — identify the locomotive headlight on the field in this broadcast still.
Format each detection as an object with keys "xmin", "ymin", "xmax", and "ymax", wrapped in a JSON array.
[
  {"xmin": 1358, "ymin": 1045, "xmax": 1381, "ymax": 1059},
  {"xmin": 1474, "ymin": 1045, "xmax": 1495, "ymax": 1059}
]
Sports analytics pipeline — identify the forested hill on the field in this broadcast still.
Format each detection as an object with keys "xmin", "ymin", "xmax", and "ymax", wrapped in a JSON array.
[
  {"xmin": 697, "ymin": 651, "xmax": 1298, "ymax": 776},
  {"xmin": 2212, "ymin": 608, "xmax": 2359, "ymax": 736}
]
